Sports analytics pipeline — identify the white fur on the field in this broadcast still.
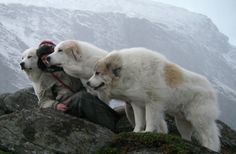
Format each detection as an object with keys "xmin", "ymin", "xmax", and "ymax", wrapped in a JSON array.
[
  {"xmin": 20, "ymin": 48, "xmax": 54, "ymax": 101},
  {"xmin": 88, "ymin": 48, "xmax": 220, "ymax": 152},
  {"xmin": 47, "ymin": 40, "xmax": 107, "ymax": 89},
  {"xmin": 20, "ymin": 48, "xmax": 80, "ymax": 108},
  {"xmin": 47, "ymin": 40, "xmax": 135, "ymax": 126}
]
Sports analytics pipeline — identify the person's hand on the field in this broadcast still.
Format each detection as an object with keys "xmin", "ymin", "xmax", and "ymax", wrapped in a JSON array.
[
  {"xmin": 56, "ymin": 103, "xmax": 68, "ymax": 112},
  {"xmin": 61, "ymin": 97, "xmax": 72, "ymax": 105}
]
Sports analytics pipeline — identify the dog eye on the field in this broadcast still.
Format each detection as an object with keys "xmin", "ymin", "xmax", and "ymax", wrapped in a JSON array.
[
  {"xmin": 95, "ymin": 72, "xmax": 100, "ymax": 75},
  {"xmin": 27, "ymin": 56, "xmax": 32, "ymax": 59},
  {"xmin": 58, "ymin": 49, "xmax": 63, "ymax": 52}
]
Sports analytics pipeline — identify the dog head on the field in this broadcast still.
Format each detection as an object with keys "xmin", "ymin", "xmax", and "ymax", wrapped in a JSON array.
[
  {"xmin": 47, "ymin": 40, "xmax": 80, "ymax": 67},
  {"xmin": 20, "ymin": 48, "xmax": 39, "ymax": 72},
  {"xmin": 87, "ymin": 53, "xmax": 122, "ymax": 91}
]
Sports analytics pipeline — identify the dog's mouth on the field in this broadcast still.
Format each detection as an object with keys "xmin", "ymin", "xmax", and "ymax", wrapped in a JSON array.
[
  {"xmin": 47, "ymin": 62, "xmax": 62, "ymax": 67},
  {"xmin": 44, "ymin": 58, "xmax": 62, "ymax": 67},
  {"xmin": 21, "ymin": 65, "xmax": 32, "ymax": 70},
  {"xmin": 21, "ymin": 66, "xmax": 25, "ymax": 70},
  {"xmin": 94, "ymin": 82, "xmax": 105, "ymax": 90},
  {"xmin": 22, "ymin": 67, "xmax": 32, "ymax": 71}
]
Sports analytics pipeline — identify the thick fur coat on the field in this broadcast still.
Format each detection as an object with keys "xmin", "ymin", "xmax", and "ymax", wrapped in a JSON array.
[
  {"xmin": 87, "ymin": 47, "xmax": 220, "ymax": 152},
  {"xmin": 20, "ymin": 48, "xmax": 82, "ymax": 108},
  {"xmin": 47, "ymin": 40, "xmax": 135, "ymax": 126}
]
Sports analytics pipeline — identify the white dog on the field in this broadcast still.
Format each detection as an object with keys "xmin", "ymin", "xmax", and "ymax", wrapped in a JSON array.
[
  {"xmin": 20, "ymin": 48, "xmax": 82, "ymax": 108},
  {"xmin": 46, "ymin": 40, "xmax": 135, "ymax": 126},
  {"xmin": 20, "ymin": 48, "xmax": 56, "ymax": 107},
  {"xmin": 46, "ymin": 40, "xmax": 107, "ymax": 89},
  {"xmin": 87, "ymin": 47, "xmax": 220, "ymax": 152}
]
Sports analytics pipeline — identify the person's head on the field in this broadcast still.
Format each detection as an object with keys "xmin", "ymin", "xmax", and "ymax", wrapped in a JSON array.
[{"xmin": 36, "ymin": 40, "xmax": 63, "ymax": 72}]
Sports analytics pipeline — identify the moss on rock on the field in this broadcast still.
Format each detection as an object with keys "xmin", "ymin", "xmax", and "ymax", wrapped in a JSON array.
[
  {"xmin": 98, "ymin": 132, "xmax": 215, "ymax": 154},
  {"xmin": 0, "ymin": 150, "xmax": 12, "ymax": 154}
]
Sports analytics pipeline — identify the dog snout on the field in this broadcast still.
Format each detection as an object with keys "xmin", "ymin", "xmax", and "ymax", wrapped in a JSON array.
[{"xmin": 20, "ymin": 62, "xmax": 25, "ymax": 70}]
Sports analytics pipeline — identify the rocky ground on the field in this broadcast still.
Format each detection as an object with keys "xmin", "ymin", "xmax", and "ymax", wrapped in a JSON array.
[{"xmin": 0, "ymin": 88, "xmax": 235, "ymax": 154}]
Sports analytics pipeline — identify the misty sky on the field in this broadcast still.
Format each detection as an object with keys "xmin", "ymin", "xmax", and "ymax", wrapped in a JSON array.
[
  {"xmin": 153, "ymin": 0, "xmax": 236, "ymax": 46},
  {"xmin": 0, "ymin": 0, "xmax": 235, "ymax": 45}
]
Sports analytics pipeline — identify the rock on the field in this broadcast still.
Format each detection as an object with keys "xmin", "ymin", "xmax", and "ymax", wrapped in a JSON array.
[
  {"xmin": 115, "ymin": 113, "xmax": 236, "ymax": 153},
  {"xmin": 0, "ymin": 108, "xmax": 114, "ymax": 154},
  {"xmin": 0, "ymin": 88, "xmax": 236, "ymax": 154},
  {"xmin": 217, "ymin": 120, "xmax": 236, "ymax": 153},
  {"xmin": 98, "ymin": 132, "xmax": 216, "ymax": 154},
  {"xmin": 0, "ymin": 87, "xmax": 38, "ymax": 116}
]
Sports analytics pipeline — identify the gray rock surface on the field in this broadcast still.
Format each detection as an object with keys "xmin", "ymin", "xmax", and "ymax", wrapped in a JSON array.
[
  {"xmin": 0, "ymin": 108, "xmax": 114, "ymax": 154},
  {"xmin": 0, "ymin": 87, "xmax": 38, "ymax": 116},
  {"xmin": 0, "ymin": 88, "xmax": 235, "ymax": 154}
]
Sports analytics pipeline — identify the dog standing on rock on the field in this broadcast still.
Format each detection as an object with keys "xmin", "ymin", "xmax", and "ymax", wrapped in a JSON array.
[
  {"xmin": 46, "ymin": 40, "xmax": 135, "ymax": 126},
  {"xmin": 87, "ymin": 47, "xmax": 220, "ymax": 152}
]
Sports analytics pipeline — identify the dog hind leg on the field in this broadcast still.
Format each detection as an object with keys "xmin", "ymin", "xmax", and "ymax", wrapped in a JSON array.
[{"xmin": 145, "ymin": 102, "xmax": 168, "ymax": 133}]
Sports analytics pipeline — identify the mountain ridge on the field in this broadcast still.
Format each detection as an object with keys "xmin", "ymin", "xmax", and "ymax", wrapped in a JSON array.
[{"xmin": 0, "ymin": 3, "xmax": 235, "ymax": 129}]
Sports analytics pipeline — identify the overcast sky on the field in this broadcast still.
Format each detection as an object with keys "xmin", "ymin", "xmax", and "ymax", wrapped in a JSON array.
[{"xmin": 152, "ymin": 0, "xmax": 236, "ymax": 46}]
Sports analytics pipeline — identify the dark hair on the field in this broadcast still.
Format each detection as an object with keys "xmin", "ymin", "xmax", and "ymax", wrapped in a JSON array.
[
  {"xmin": 36, "ymin": 43, "xmax": 63, "ymax": 72},
  {"xmin": 36, "ymin": 45, "xmax": 54, "ymax": 57}
]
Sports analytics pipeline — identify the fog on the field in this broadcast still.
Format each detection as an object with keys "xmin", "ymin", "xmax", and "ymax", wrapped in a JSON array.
[
  {"xmin": 153, "ymin": 0, "xmax": 236, "ymax": 46},
  {"xmin": 0, "ymin": 0, "xmax": 235, "ymax": 45}
]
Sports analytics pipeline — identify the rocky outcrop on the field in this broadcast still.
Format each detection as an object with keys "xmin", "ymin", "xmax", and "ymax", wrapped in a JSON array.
[
  {"xmin": 0, "ymin": 88, "xmax": 236, "ymax": 153},
  {"xmin": 116, "ymin": 113, "xmax": 236, "ymax": 154},
  {"xmin": 0, "ymin": 87, "xmax": 38, "ymax": 116},
  {"xmin": 0, "ymin": 108, "xmax": 114, "ymax": 154},
  {"xmin": 98, "ymin": 133, "xmax": 216, "ymax": 154}
]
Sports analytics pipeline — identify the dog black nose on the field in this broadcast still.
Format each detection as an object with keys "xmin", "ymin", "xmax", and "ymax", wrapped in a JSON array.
[
  {"xmin": 47, "ymin": 56, "xmax": 51, "ymax": 62},
  {"xmin": 86, "ymin": 81, "xmax": 91, "ymax": 87},
  {"xmin": 20, "ymin": 62, "xmax": 25, "ymax": 70}
]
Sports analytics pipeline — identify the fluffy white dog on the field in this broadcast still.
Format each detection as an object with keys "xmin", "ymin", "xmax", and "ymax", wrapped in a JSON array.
[
  {"xmin": 46, "ymin": 40, "xmax": 107, "ymax": 89},
  {"xmin": 20, "ymin": 48, "xmax": 81, "ymax": 108},
  {"xmin": 87, "ymin": 47, "xmax": 220, "ymax": 152},
  {"xmin": 20, "ymin": 48, "xmax": 57, "ymax": 106},
  {"xmin": 46, "ymin": 40, "xmax": 135, "ymax": 126}
]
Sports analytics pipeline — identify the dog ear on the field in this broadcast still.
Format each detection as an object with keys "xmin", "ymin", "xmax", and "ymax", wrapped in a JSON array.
[
  {"xmin": 112, "ymin": 67, "xmax": 121, "ymax": 77},
  {"xmin": 71, "ymin": 46, "xmax": 80, "ymax": 61},
  {"xmin": 71, "ymin": 50, "xmax": 78, "ymax": 61},
  {"xmin": 70, "ymin": 44, "xmax": 80, "ymax": 61},
  {"xmin": 106, "ymin": 63, "xmax": 121, "ymax": 78}
]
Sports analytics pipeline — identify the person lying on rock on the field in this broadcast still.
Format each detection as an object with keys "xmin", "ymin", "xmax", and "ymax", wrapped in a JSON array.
[{"xmin": 22, "ymin": 40, "xmax": 120, "ymax": 132}]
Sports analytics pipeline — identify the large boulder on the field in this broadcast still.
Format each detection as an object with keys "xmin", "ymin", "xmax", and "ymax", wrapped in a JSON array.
[
  {"xmin": 0, "ymin": 87, "xmax": 38, "ymax": 116},
  {"xmin": 0, "ymin": 108, "xmax": 114, "ymax": 154},
  {"xmin": 0, "ymin": 88, "xmax": 236, "ymax": 154}
]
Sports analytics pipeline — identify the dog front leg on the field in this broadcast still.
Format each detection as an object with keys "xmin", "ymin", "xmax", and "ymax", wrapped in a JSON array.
[
  {"xmin": 145, "ymin": 102, "xmax": 168, "ymax": 133},
  {"xmin": 131, "ymin": 103, "xmax": 145, "ymax": 132}
]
